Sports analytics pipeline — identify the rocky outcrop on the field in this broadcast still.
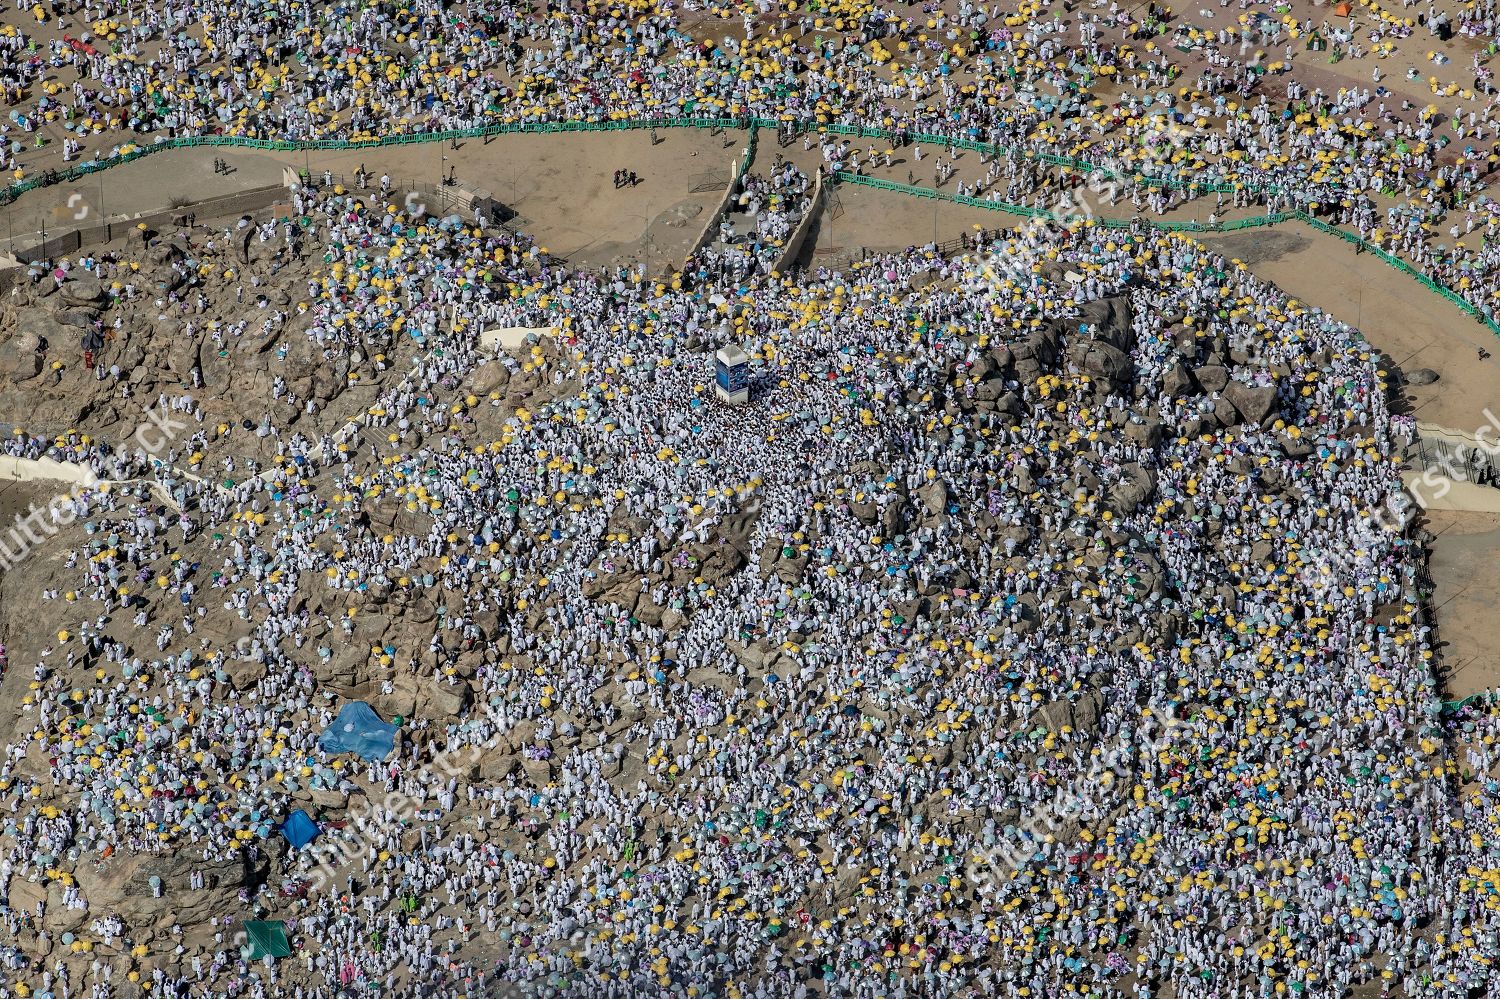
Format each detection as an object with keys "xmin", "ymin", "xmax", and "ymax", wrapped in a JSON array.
[
  {"xmin": 1067, "ymin": 340, "xmax": 1132, "ymax": 389},
  {"xmin": 1162, "ymin": 363, "xmax": 1196, "ymax": 398},
  {"xmin": 1108, "ymin": 463, "xmax": 1157, "ymax": 517},
  {"xmin": 71, "ymin": 847, "xmax": 270, "ymax": 932},
  {"xmin": 58, "ymin": 275, "xmax": 108, "ymax": 308},
  {"xmin": 1223, "ymin": 380, "xmax": 1278, "ymax": 425},
  {"xmin": 1073, "ymin": 294, "xmax": 1134, "ymax": 352},
  {"xmin": 1194, "ymin": 364, "xmax": 1229, "ymax": 393}
]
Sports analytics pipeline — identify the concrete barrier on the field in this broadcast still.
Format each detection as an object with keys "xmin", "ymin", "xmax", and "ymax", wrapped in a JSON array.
[
  {"xmin": 478, "ymin": 326, "xmax": 559, "ymax": 352},
  {"xmin": 10, "ymin": 183, "xmax": 290, "ymax": 261},
  {"xmin": 684, "ymin": 156, "xmax": 745, "ymax": 266},
  {"xmin": 772, "ymin": 171, "xmax": 825, "ymax": 274},
  {"xmin": 0, "ymin": 455, "xmax": 99, "ymax": 489},
  {"xmin": 1404, "ymin": 472, "xmax": 1500, "ymax": 513},
  {"xmin": 0, "ymin": 452, "xmax": 228, "ymax": 514},
  {"xmin": 1410, "ymin": 420, "xmax": 1500, "ymax": 488}
]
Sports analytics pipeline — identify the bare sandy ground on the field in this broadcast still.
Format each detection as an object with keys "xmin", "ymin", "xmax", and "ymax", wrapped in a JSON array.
[
  {"xmin": 1, "ymin": 148, "xmax": 289, "ymax": 255},
  {"xmin": 264, "ymin": 130, "xmax": 739, "ymax": 270},
  {"xmin": 5, "ymin": 130, "xmax": 737, "ymax": 274},
  {"xmin": 1424, "ymin": 510, "xmax": 1500, "ymax": 701},
  {"xmin": 1202, "ymin": 226, "xmax": 1500, "ymax": 432}
]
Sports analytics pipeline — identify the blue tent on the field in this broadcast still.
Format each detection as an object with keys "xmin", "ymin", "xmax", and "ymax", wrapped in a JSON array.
[
  {"xmin": 318, "ymin": 701, "xmax": 397, "ymax": 761},
  {"xmin": 278, "ymin": 810, "xmax": 320, "ymax": 850}
]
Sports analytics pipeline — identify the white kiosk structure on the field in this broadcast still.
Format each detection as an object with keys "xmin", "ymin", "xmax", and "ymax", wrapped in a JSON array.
[{"xmin": 714, "ymin": 345, "xmax": 750, "ymax": 405}]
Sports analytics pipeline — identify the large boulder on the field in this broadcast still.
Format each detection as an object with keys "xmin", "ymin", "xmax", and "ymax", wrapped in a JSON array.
[
  {"xmin": 58, "ymin": 274, "xmax": 107, "ymax": 308},
  {"xmin": 757, "ymin": 538, "xmax": 808, "ymax": 584},
  {"xmin": 1074, "ymin": 294, "xmax": 1134, "ymax": 351},
  {"xmin": 727, "ymin": 639, "xmax": 778, "ymax": 674},
  {"xmin": 113, "ymin": 337, "xmax": 146, "ymax": 372},
  {"xmin": 1194, "ymin": 364, "xmax": 1229, "ymax": 393},
  {"xmin": 1108, "ymin": 463, "xmax": 1157, "ymax": 517},
  {"xmin": 425, "ymin": 678, "xmax": 472, "ymax": 718},
  {"xmin": 915, "ymin": 479, "xmax": 948, "ymax": 523},
  {"xmin": 147, "ymin": 241, "xmax": 184, "ymax": 265},
  {"xmin": 589, "ymin": 574, "xmax": 643, "ymax": 616},
  {"xmin": 1068, "ymin": 341, "xmax": 1132, "ymax": 386},
  {"xmin": 166, "ymin": 330, "xmax": 202, "ymax": 378},
  {"xmin": 1162, "ymin": 363, "xmax": 1197, "ymax": 398},
  {"xmin": 974, "ymin": 384, "xmax": 1022, "ymax": 417},
  {"xmin": 311, "ymin": 642, "xmax": 363, "ymax": 688},
  {"xmin": 1279, "ymin": 427, "xmax": 1314, "ymax": 458},
  {"xmin": 56, "ymin": 308, "xmax": 99, "ymax": 330},
  {"xmin": 0, "ymin": 335, "xmax": 42, "ymax": 383},
  {"xmin": 1122, "ymin": 418, "xmax": 1162, "ymax": 448},
  {"xmin": 1035, "ymin": 689, "xmax": 1103, "ymax": 738},
  {"xmin": 1212, "ymin": 394, "xmax": 1241, "ymax": 428},
  {"xmin": 973, "ymin": 376, "xmax": 1005, "ymax": 403},
  {"xmin": 470, "ymin": 360, "xmax": 512, "ymax": 396},
  {"xmin": 15, "ymin": 309, "xmax": 70, "ymax": 349},
  {"xmin": 880, "ymin": 498, "xmax": 906, "ymax": 538},
  {"xmin": 223, "ymin": 654, "xmax": 268, "ymax": 690},
  {"xmin": 1223, "ymin": 381, "xmax": 1278, "ymax": 425},
  {"xmin": 42, "ymin": 880, "xmax": 91, "ymax": 933},
  {"xmin": 309, "ymin": 354, "xmax": 351, "ymax": 402}
]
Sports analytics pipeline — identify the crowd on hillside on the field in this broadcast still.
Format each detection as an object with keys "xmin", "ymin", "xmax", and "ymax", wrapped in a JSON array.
[
  {"xmin": 0, "ymin": 0, "xmax": 1499, "ymax": 996},
  {"xmin": 0, "ymin": 158, "xmax": 1490, "ymax": 998}
]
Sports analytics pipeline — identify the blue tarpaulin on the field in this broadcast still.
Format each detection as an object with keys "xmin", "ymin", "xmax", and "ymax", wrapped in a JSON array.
[
  {"xmin": 278, "ymin": 809, "xmax": 320, "ymax": 850},
  {"xmin": 318, "ymin": 701, "xmax": 397, "ymax": 760}
]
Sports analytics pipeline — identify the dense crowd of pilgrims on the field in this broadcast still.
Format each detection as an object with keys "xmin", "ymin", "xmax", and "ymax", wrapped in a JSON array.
[
  {"xmin": 0, "ymin": 0, "xmax": 1499, "ymax": 996},
  {"xmin": 0, "ymin": 150, "xmax": 1487, "ymax": 997}
]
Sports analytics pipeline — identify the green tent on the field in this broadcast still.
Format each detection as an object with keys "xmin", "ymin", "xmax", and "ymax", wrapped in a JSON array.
[{"xmin": 244, "ymin": 920, "xmax": 292, "ymax": 960}]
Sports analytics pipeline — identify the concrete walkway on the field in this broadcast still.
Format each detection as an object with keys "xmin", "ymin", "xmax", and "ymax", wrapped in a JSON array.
[{"xmin": 1404, "ymin": 473, "xmax": 1500, "ymax": 514}]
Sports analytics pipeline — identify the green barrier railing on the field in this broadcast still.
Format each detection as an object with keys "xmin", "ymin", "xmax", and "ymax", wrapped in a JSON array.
[
  {"xmin": 7, "ymin": 115, "xmax": 1486, "ymax": 333},
  {"xmin": 0, "ymin": 115, "xmax": 1260, "ymax": 214},
  {"xmin": 741, "ymin": 125, "xmax": 759, "ymax": 178},
  {"xmin": 1443, "ymin": 691, "xmax": 1500, "ymax": 715},
  {"xmin": 832, "ymin": 171, "xmax": 1500, "ymax": 337},
  {"xmin": 833, "ymin": 170, "xmax": 1275, "ymax": 230}
]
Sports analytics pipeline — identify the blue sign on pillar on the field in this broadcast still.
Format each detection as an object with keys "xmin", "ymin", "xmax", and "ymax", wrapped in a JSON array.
[{"xmin": 714, "ymin": 345, "xmax": 749, "ymax": 404}]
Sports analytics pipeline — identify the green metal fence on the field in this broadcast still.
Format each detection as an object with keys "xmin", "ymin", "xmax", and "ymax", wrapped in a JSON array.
[
  {"xmin": 740, "ymin": 124, "xmax": 759, "ymax": 178},
  {"xmin": 0, "ymin": 115, "xmax": 1256, "ymax": 211},
  {"xmin": 6, "ymin": 116, "xmax": 1491, "ymax": 335},
  {"xmin": 831, "ymin": 171, "xmax": 1500, "ymax": 337}
]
